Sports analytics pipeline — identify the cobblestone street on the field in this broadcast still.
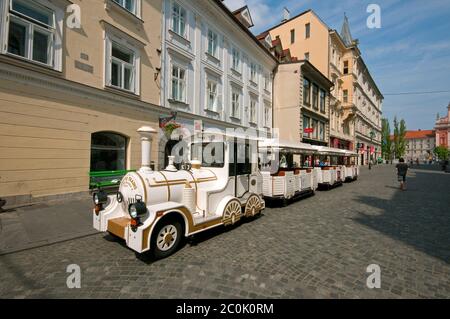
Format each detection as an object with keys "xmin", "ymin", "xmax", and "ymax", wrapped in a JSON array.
[{"xmin": 0, "ymin": 165, "xmax": 449, "ymax": 299}]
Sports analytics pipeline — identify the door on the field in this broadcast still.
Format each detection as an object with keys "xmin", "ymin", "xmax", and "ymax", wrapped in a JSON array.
[{"xmin": 229, "ymin": 138, "xmax": 251, "ymax": 198}]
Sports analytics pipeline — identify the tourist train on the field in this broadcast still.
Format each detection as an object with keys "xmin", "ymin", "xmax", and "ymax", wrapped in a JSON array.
[{"xmin": 92, "ymin": 127, "xmax": 360, "ymax": 259}]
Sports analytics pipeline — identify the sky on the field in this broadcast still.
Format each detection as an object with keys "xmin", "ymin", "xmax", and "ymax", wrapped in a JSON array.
[{"xmin": 223, "ymin": 0, "xmax": 450, "ymax": 131}]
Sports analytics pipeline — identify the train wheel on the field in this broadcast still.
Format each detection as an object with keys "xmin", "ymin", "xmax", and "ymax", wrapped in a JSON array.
[
  {"xmin": 222, "ymin": 199, "xmax": 242, "ymax": 226},
  {"xmin": 245, "ymin": 195, "xmax": 260, "ymax": 217},
  {"xmin": 152, "ymin": 219, "xmax": 182, "ymax": 259}
]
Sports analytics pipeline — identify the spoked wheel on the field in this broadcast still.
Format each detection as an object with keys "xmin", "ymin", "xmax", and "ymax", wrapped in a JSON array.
[
  {"xmin": 245, "ymin": 195, "xmax": 261, "ymax": 217},
  {"xmin": 152, "ymin": 219, "xmax": 182, "ymax": 259},
  {"xmin": 222, "ymin": 200, "xmax": 242, "ymax": 226}
]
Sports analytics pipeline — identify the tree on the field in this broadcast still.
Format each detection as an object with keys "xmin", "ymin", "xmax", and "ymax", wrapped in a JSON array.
[
  {"xmin": 381, "ymin": 118, "xmax": 392, "ymax": 160},
  {"xmin": 434, "ymin": 146, "xmax": 449, "ymax": 161},
  {"xmin": 393, "ymin": 117, "xmax": 407, "ymax": 159}
]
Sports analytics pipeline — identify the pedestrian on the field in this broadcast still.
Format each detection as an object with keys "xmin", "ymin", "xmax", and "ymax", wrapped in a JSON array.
[{"xmin": 396, "ymin": 158, "xmax": 409, "ymax": 191}]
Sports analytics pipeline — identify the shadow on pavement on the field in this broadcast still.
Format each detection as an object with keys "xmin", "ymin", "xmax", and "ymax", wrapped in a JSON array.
[{"xmin": 353, "ymin": 170, "xmax": 450, "ymax": 264}]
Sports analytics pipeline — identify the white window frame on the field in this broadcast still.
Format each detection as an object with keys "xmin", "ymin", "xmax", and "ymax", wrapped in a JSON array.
[
  {"xmin": 249, "ymin": 97, "xmax": 257, "ymax": 124},
  {"xmin": 207, "ymin": 28, "xmax": 218, "ymax": 58},
  {"xmin": 170, "ymin": 62, "xmax": 187, "ymax": 103},
  {"xmin": 264, "ymin": 101, "xmax": 271, "ymax": 128},
  {"xmin": 111, "ymin": 0, "xmax": 140, "ymax": 17},
  {"xmin": 231, "ymin": 89, "xmax": 241, "ymax": 119},
  {"xmin": 250, "ymin": 62, "xmax": 257, "ymax": 84},
  {"xmin": 205, "ymin": 76, "xmax": 221, "ymax": 112},
  {"xmin": 1, "ymin": 0, "xmax": 63, "ymax": 71},
  {"xmin": 231, "ymin": 46, "xmax": 241, "ymax": 73},
  {"xmin": 171, "ymin": 2, "xmax": 187, "ymax": 39},
  {"xmin": 105, "ymin": 32, "xmax": 140, "ymax": 94}
]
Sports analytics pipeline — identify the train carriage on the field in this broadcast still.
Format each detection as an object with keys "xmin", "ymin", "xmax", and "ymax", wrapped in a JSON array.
[
  {"xmin": 342, "ymin": 150, "xmax": 359, "ymax": 182},
  {"xmin": 259, "ymin": 139, "xmax": 316, "ymax": 205},
  {"xmin": 93, "ymin": 127, "xmax": 265, "ymax": 259},
  {"xmin": 311, "ymin": 146, "xmax": 347, "ymax": 190}
]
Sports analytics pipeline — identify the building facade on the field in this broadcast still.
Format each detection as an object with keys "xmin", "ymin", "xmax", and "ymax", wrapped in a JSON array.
[
  {"xmin": 404, "ymin": 130, "xmax": 436, "ymax": 163},
  {"xmin": 273, "ymin": 61, "xmax": 332, "ymax": 146},
  {"xmin": 0, "ymin": 0, "xmax": 165, "ymax": 205},
  {"xmin": 160, "ymin": 0, "xmax": 277, "ymax": 166},
  {"xmin": 435, "ymin": 104, "xmax": 450, "ymax": 149},
  {"xmin": 264, "ymin": 10, "xmax": 383, "ymax": 164}
]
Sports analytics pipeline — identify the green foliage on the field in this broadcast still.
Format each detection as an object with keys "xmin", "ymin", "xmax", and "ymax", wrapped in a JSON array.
[
  {"xmin": 393, "ymin": 116, "xmax": 407, "ymax": 158},
  {"xmin": 434, "ymin": 146, "xmax": 449, "ymax": 161},
  {"xmin": 381, "ymin": 118, "xmax": 392, "ymax": 160}
]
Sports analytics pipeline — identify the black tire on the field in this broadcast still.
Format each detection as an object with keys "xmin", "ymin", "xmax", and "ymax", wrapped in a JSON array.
[{"xmin": 152, "ymin": 218, "xmax": 183, "ymax": 259}]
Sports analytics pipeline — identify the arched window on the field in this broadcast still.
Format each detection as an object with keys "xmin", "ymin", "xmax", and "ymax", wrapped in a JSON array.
[{"xmin": 91, "ymin": 132, "xmax": 127, "ymax": 172}]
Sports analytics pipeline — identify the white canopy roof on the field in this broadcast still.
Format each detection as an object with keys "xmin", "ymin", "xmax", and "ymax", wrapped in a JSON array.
[
  {"xmin": 259, "ymin": 139, "xmax": 316, "ymax": 153},
  {"xmin": 312, "ymin": 145, "xmax": 349, "ymax": 156}
]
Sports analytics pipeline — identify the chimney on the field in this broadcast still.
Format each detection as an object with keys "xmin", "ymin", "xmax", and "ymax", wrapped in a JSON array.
[
  {"xmin": 137, "ymin": 126, "xmax": 157, "ymax": 173},
  {"xmin": 282, "ymin": 7, "xmax": 290, "ymax": 22}
]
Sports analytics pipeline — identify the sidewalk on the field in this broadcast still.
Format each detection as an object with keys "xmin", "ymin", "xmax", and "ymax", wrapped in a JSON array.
[{"xmin": 0, "ymin": 195, "xmax": 98, "ymax": 255}]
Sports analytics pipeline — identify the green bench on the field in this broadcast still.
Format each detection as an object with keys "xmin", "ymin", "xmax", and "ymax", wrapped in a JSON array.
[{"xmin": 89, "ymin": 170, "xmax": 135, "ymax": 191}]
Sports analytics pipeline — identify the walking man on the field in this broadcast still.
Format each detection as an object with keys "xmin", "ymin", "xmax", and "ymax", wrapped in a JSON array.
[{"xmin": 396, "ymin": 158, "xmax": 409, "ymax": 191}]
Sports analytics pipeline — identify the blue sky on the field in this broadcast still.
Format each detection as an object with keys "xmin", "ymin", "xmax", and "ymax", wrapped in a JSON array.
[{"xmin": 224, "ymin": 0, "xmax": 450, "ymax": 130}]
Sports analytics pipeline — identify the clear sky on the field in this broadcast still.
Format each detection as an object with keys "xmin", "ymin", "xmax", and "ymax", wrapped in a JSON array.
[{"xmin": 224, "ymin": 0, "xmax": 450, "ymax": 131}]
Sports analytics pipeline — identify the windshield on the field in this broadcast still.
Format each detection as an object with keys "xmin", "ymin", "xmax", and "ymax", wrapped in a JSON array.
[{"xmin": 191, "ymin": 142, "xmax": 224, "ymax": 168}]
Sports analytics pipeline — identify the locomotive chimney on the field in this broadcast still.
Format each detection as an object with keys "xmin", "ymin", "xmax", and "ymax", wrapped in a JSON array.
[{"xmin": 137, "ymin": 126, "xmax": 157, "ymax": 173}]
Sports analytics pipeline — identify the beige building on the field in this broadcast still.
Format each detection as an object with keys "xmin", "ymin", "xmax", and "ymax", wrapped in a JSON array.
[
  {"xmin": 265, "ymin": 11, "xmax": 383, "ymax": 164},
  {"xmin": 0, "ymin": 0, "xmax": 164, "ymax": 206},
  {"xmin": 273, "ymin": 61, "xmax": 332, "ymax": 146},
  {"xmin": 403, "ymin": 130, "xmax": 436, "ymax": 163}
]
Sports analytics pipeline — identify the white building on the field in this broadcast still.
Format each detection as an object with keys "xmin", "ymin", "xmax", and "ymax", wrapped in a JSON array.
[{"xmin": 159, "ymin": 0, "xmax": 277, "ymax": 166}]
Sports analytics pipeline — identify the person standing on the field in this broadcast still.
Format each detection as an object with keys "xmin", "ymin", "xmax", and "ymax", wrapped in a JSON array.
[{"xmin": 396, "ymin": 158, "xmax": 409, "ymax": 191}]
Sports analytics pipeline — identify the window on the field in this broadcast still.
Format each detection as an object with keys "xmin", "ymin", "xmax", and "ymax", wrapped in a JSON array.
[
  {"xmin": 91, "ymin": 132, "xmax": 127, "ymax": 172},
  {"xmin": 112, "ymin": 0, "xmax": 137, "ymax": 15},
  {"xmin": 191, "ymin": 142, "xmax": 225, "ymax": 168},
  {"xmin": 107, "ymin": 41, "xmax": 137, "ymax": 92},
  {"xmin": 304, "ymin": 52, "xmax": 310, "ymax": 61},
  {"xmin": 231, "ymin": 90, "xmax": 241, "ymax": 118},
  {"xmin": 312, "ymin": 119, "xmax": 319, "ymax": 139},
  {"xmin": 250, "ymin": 62, "xmax": 257, "ymax": 83},
  {"xmin": 312, "ymin": 84, "xmax": 319, "ymax": 109},
  {"xmin": 231, "ymin": 47, "xmax": 240, "ymax": 72},
  {"xmin": 343, "ymin": 90, "xmax": 348, "ymax": 103},
  {"xmin": 264, "ymin": 102, "xmax": 271, "ymax": 127},
  {"xmin": 229, "ymin": 140, "xmax": 252, "ymax": 176},
  {"xmin": 206, "ymin": 79, "xmax": 221, "ymax": 112},
  {"xmin": 305, "ymin": 23, "xmax": 310, "ymax": 38},
  {"xmin": 172, "ymin": 2, "xmax": 186, "ymax": 37},
  {"xmin": 303, "ymin": 116, "xmax": 310, "ymax": 138},
  {"xmin": 207, "ymin": 29, "xmax": 218, "ymax": 57},
  {"xmin": 303, "ymin": 77, "xmax": 311, "ymax": 105},
  {"xmin": 319, "ymin": 122, "xmax": 325, "ymax": 141},
  {"xmin": 343, "ymin": 60, "xmax": 349, "ymax": 74},
  {"xmin": 249, "ymin": 98, "xmax": 257, "ymax": 124},
  {"xmin": 319, "ymin": 89, "xmax": 326, "ymax": 113},
  {"xmin": 171, "ymin": 64, "xmax": 186, "ymax": 102},
  {"xmin": 290, "ymin": 29, "xmax": 295, "ymax": 44},
  {"xmin": 264, "ymin": 74, "xmax": 270, "ymax": 91},
  {"xmin": 6, "ymin": 0, "xmax": 56, "ymax": 66}
]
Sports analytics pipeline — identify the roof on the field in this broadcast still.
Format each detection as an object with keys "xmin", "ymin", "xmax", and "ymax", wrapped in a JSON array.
[
  {"xmin": 404, "ymin": 130, "xmax": 435, "ymax": 139},
  {"xmin": 259, "ymin": 139, "xmax": 316, "ymax": 153},
  {"xmin": 232, "ymin": 5, "xmax": 254, "ymax": 28},
  {"xmin": 390, "ymin": 130, "xmax": 435, "ymax": 140},
  {"xmin": 213, "ymin": 0, "xmax": 277, "ymax": 64},
  {"xmin": 340, "ymin": 14, "xmax": 354, "ymax": 47}
]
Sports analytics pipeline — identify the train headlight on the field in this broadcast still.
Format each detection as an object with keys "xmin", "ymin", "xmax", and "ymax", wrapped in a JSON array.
[
  {"xmin": 128, "ymin": 200, "xmax": 147, "ymax": 219},
  {"xmin": 93, "ymin": 190, "xmax": 108, "ymax": 205}
]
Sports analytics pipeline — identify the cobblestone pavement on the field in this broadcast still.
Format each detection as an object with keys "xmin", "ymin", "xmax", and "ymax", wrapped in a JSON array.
[{"xmin": 0, "ymin": 165, "xmax": 449, "ymax": 298}]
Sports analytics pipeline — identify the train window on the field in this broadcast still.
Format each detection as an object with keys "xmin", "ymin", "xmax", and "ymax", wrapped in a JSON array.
[
  {"xmin": 191, "ymin": 142, "xmax": 224, "ymax": 168},
  {"xmin": 229, "ymin": 139, "xmax": 251, "ymax": 176},
  {"xmin": 91, "ymin": 132, "xmax": 127, "ymax": 172}
]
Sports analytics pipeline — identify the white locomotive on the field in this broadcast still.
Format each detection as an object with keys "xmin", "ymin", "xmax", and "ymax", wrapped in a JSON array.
[{"xmin": 93, "ymin": 127, "xmax": 265, "ymax": 259}]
